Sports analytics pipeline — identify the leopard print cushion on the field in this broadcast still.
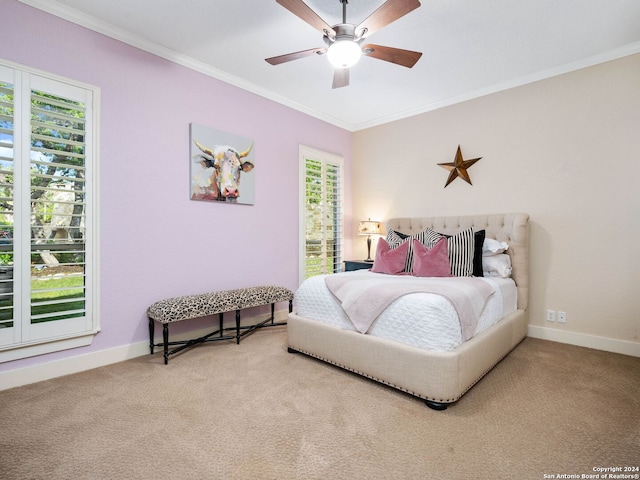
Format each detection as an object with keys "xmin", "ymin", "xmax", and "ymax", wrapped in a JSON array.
[{"xmin": 147, "ymin": 285, "xmax": 294, "ymax": 324}]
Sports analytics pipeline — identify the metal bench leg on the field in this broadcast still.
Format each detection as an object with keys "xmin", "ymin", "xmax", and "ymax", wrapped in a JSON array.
[
  {"xmin": 219, "ymin": 312, "xmax": 224, "ymax": 337},
  {"xmin": 236, "ymin": 309, "xmax": 241, "ymax": 344},
  {"xmin": 163, "ymin": 324, "xmax": 169, "ymax": 365},
  {"xmin": 149, "ymin": 317, "xmax": 155, "ymax": 354}
]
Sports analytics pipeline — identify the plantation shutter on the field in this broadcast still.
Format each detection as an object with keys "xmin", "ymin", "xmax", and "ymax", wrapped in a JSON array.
[
  {"xmin": 0, "ymin": 61, "xmax": 98, "ymax": 355},
  {"xmin": 27, "ymin": 85, "xmax": 89, "ymax": 338},
  {"xmin": 302, "ymin": 150, "xmax": 343, "ymax": 280},
  {"xmin": 0, "ymin": 73, "xmax": 15, "ymax": 344}
]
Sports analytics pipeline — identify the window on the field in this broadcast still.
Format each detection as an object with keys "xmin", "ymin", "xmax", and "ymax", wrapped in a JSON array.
[
  {"xmin": 299, "ymin": 145, "xmax": 344, "ymax": 283},
  {"xmin": 0, "ymin": 60, "xmax": 99, "ymax": 362}
]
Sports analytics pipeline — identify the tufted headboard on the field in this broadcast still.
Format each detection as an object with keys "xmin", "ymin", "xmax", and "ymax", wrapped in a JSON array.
[{"xmin": 386, "ymin": 213, "xmax": 530, "ymax": 310}]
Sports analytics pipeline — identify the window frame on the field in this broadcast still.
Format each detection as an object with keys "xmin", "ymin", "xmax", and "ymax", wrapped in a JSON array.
[
  {"xmin": 298, "ymin": 145, "xmax": 344, "ymax": 285},
  {"xmin": 0, "ymin": 58, "xmax": 100, "ymax": 363}
]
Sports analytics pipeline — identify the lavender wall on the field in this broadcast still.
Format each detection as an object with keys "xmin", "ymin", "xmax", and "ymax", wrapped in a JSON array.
[{"xmin": 1, "ymin": 0, "xmax": 352, "ymax": 373}]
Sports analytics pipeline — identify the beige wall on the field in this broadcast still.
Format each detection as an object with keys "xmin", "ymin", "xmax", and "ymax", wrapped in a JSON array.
[{"xmin": 352, "ymin": 53, "xmax": 640, "ymax": 355}]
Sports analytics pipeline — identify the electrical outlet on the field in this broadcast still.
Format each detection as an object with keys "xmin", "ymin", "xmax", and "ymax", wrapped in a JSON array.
[
  {"xmin": 557, "ymin": 311, "xmax": 567, "ymax": 323},
  {"xmin": 546, "ymin": 310, "xmax": 556, "ymax": 322}
]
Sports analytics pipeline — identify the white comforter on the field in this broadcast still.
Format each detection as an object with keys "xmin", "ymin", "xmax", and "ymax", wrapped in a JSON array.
[{"xmin": 294, "ymin": 271, "xmax": 517, "ymax": 352}]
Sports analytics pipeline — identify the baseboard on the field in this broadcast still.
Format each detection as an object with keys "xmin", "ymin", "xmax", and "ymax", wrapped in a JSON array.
[
  {"xmin": 5, "ymin": 318, "xmax": 635, "ymax": 391},
  {"xmin": 0, "ymin": 309, "xmax": 290, "ymax": 391},
  {"xmin": 528, "ymin": 325, "xmax": 640, "ymax": 357}
]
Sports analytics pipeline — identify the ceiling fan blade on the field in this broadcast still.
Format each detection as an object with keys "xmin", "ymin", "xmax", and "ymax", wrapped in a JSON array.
[
  {"xmin": 362, "ymin": 44, "xmax": 422, "ymax": 68},
  {"xmin": 332, "ymin": 68, "xmax": 349, "ymax": 89},
  {"xmin": 276, "ymin": 0, "xmax": 336, "ymax": 36},
  {"xmin": 265, "ymin": 47, "xmax": 327, "ymax": 65},
  {"xmin": 356, "ymin": 0, "xmax": 421, "ymax": 39}
]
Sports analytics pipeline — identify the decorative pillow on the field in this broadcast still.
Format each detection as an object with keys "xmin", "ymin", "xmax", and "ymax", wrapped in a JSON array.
[
  {"xmin": 442, "ymin": 227, "xmax": 475, "ymax": 277},
  {"xmin": 445, "ymin": 229, "xmax": 484, "ymax": 277},
  {"xmin": 483, "ymin": 238, "xmax": 509, "ymax": 256},
  {"xmin": 472, "ymin": 230, "xmax": 485, "ymax": 277},
  {"xmin": 482, "ymin": 254, "xmax": 512, "ymax": 278},
  {"xmin": 386, "ymin": 228, "xmax": 441, "ymax": 272},
  {"xmin": 387, "ymin": 229, "xmax": 408, "ymax": 240},
  {"xmin": 412, "ymin": 238, "xmax": 452, "ymax": 277},
  {"xmin": 371, "ymin": 238, "xmax": 410, "ymax": 275}
]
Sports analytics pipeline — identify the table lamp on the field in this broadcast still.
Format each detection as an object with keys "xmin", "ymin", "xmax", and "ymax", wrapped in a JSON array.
[{"xmin": 358, "ymin": 219, "xmax": 383, "ymax": 262}]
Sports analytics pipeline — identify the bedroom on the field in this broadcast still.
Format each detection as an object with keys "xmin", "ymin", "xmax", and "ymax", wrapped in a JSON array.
[{"xmin": 0, "ymin": 0, "xmax": 638, "ymax": 475}]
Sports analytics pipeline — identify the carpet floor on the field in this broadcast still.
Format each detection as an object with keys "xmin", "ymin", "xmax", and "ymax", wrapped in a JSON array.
[{"xmin": 1, "ymin": 327, "xmax": 638, "ymax": 479}]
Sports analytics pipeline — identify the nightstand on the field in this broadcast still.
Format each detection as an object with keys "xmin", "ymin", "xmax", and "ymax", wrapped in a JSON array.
[{"xmin": 344, "ymin": 260, "xmax": 373, "ymax": 272}]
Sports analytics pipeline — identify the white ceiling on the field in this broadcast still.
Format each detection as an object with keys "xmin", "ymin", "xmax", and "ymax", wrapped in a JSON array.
[{"xmin": 21, "ymin": 0, "xmax": 640, "ymax": 131}]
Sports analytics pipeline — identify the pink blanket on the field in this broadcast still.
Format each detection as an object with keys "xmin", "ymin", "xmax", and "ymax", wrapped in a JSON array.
[{"xmin": 324, "ymin": 272, "xmax": 495, "ymax": 341}]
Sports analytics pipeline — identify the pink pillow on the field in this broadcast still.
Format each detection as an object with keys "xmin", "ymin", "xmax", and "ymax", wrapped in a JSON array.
[
  {"xmin": 412, "ymin": 238, "xmax": 452, "ymax": 277},
  {"xmin": 371, "ymin": 239, "xmax": 410, "ymax": 275}
]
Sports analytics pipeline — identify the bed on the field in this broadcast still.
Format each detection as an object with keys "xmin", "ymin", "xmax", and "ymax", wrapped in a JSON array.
[{"xmin": 287, "ymin": 213, "xmax": 529, "ymax": 410}]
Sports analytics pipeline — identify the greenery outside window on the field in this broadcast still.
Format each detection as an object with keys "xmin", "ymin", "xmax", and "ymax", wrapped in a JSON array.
[
  {"xmin": 298, "ymin": 145, "xmax": 344, "ymax": 284},
  {"xmin": 0, "ymin": 60, "xmax": 99, "ymax": 362}
]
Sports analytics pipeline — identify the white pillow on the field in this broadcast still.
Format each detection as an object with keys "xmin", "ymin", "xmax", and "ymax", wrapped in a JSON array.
[
  {"xmin": 482, "ymin": 254, "xmax": 512, "ymax": 278},
  {"xmin": 482, "ymin": 238, "xmax": 509, "ymax": 256}
]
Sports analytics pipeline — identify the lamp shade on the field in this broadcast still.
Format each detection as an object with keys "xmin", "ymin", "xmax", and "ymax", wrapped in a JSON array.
[{"xmin": 358, "ymin": 220, "xmax": 382, "ymax": 236}]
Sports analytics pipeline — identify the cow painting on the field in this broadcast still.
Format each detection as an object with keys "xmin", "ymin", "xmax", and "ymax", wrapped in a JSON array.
[{"xmin": 191, "ymin": 140, "xmax": 254, "ymax": 203}]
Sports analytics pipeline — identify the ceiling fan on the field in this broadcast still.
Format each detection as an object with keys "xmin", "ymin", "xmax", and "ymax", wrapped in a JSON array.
[{"xmin": 266, "ymin": 0, "xmax": 423, "ymax": 89}]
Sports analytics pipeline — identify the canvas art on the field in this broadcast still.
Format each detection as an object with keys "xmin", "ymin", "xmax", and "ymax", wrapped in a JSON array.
[{"xmin": 190, "ymin": 123, "xmax": 255, "ymax": 205}]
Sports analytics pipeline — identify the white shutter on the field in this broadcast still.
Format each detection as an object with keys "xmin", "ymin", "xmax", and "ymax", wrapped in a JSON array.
[
  {"xmin": 0, "ymin": 68, "xmax": 15, "ymax": 346},
  {"xmin": 0, "ymin": 60, "xmax": 99, "ymax": 357},
  {"xmin": 299, "ymin": 146, "xmax": 344, "ymax": 282},
  {"xmin": 304, "ymin": 158, "xmax": 323, "ymax": 278},
  {"xmin": 26, "ymin": 83, "xmax": 91, "ymax": 341},
  {"xmin": 324, "ymin": 160, "xmax": 342, "ymax": 274}
]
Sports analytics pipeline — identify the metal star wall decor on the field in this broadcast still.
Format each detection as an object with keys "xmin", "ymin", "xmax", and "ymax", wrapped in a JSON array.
[{"xmin": 438, "ymin": 145, "xmax": 482, "ymax": 188}]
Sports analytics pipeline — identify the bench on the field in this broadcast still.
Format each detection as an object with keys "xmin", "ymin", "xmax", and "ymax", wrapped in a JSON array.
[{"xmin": 147, "ymin": 285, "xmax": 294, "ymax": 364}]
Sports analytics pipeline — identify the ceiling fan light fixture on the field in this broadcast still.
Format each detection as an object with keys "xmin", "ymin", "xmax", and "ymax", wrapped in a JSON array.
[
  {"xmin": 267, "ymin": 0, "xmax": 423, "ymax": 88},
  {"xmin": 327, "ymin": 39, "xmax": 362, "ymax": 69}
]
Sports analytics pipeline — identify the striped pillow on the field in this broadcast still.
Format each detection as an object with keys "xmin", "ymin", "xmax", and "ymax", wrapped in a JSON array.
[{"xmin": 443, "ymin": 227, "xmax": 476, "ymax": 277}]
